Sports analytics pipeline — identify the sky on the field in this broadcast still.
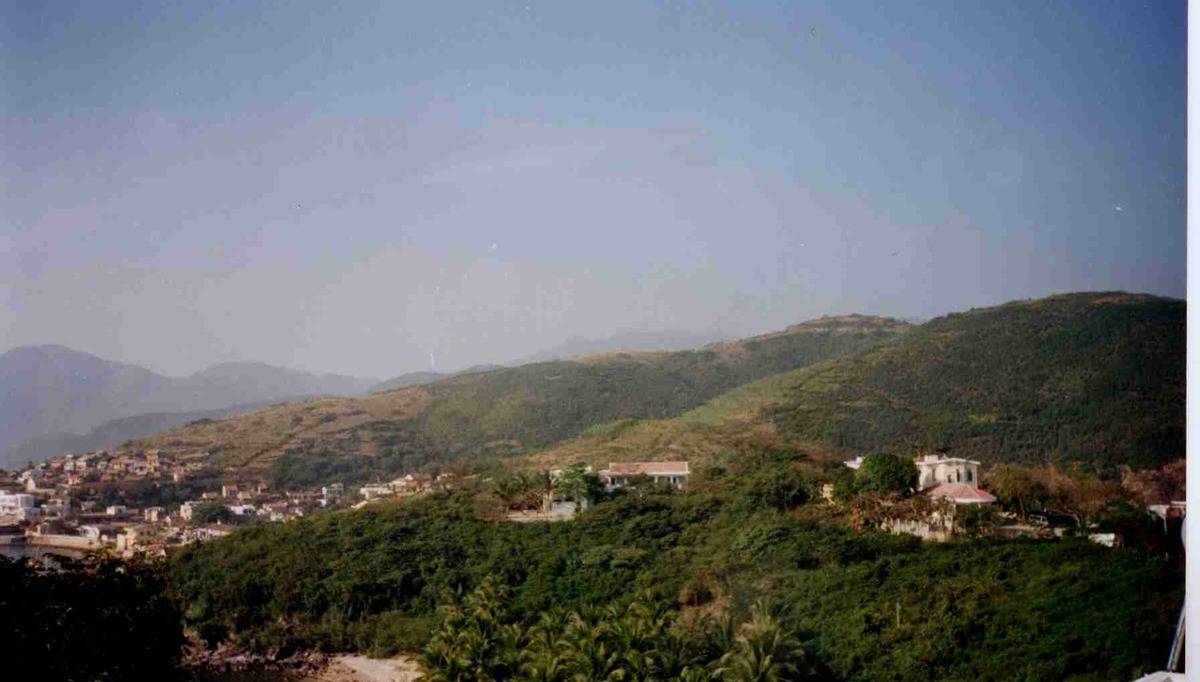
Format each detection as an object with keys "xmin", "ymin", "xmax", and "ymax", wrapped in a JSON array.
[{"xmin": 1, "ymin": 1, "xmax": 1186, "ymax": 378}]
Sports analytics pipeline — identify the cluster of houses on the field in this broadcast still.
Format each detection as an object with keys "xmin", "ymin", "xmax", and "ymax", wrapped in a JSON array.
[
  {"xmin": 17, "ymin": 449, "xmax": 206, "ymax": 490},
  {"xmin": 0, "ymin": 448, "xmax": 457, "ymax": 558},
  {"xmin": 355, "ymin": 472, "xmax": 456, "ymax": 503}
]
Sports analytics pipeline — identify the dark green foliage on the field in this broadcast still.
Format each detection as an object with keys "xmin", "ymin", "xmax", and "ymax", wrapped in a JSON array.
[
  {"xmin": 168, "ymin": 475, "xmax": 1181, "ymax": 681},
  {"xmin": 741, "ymin": 467, "xmax": 815, "ymax": 513},
  {"xmin": 270, "ymin": 423, "xmax": 436, "ymax": 488},
  {"xmin": 421, "ymin": 577, "xmax": 802, "ymax": 681},
  {"xmin": 786, "ymin": 539, "xmax": 1180, "ymax": 682},
  {"xmin": 190, "ymin": 500, "xmax": 233, "ymax": 524},
  {"xmin": 90, "ymin": 475, "xmax": 216, "ymax": 510},
  {"xmin": 767, "ymin": 294, "xmax": 1184, "ymax": 470},
  {"xmin": 0, "ymin": 554, "xmax": 185, "ymax": 681},
  {"xmin": 555, "ymin": 463, "xmax": 604, "ymax": 510},
  {"xmin": 169, "ymin": 493, "xmax": 695, "ymax": 656},
  {"xmin": 854, "ymin": 453, "xmax": 918, "ymax": 495}
]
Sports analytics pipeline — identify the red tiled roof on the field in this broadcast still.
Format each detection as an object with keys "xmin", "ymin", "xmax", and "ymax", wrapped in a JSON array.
[
  {"xmin": 922, "ymin": 483, "xmax": 997, "ymax": 503},
  {"xmin": 606, "ymin": 461, "xmax": 690, "ymax": 475}
]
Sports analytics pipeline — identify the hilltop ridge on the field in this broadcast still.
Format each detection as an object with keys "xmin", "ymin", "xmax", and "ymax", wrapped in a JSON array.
[
  {"xmin": 114, "ymin": 314, "xmax": 909, "ymax": 482},
  {"xmin": 529, "ymin": 292, "xmax": 1184, "ymax": 472}
]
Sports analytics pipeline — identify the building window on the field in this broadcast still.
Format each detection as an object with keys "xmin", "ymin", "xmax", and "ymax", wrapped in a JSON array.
[{"xmin": 966, "ymin": 469, "xmax": 973, "ymax": 483}]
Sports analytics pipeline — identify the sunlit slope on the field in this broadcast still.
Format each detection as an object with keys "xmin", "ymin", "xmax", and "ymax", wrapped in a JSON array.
[
  {"xmin": 531, "ymin": 293, "xmax": 1184, "ymax": 471},
  {"xmin": 127, "ymin": 315, "xmax": 907, "ymax": 478}
]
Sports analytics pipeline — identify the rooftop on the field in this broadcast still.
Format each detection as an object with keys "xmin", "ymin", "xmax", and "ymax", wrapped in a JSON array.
[
  {"xmin": 604, "ymin": 461, "xmax": 690, "ymax": 476},
  {"xmin": 923, "ymin": 482, "xmax": 997, "ymax": 504}
]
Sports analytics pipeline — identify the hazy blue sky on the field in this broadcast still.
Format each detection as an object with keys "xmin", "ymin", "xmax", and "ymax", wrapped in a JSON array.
[{"xmin": 1, "ymin": 1, "xmax": 1185, "ymax": 378}]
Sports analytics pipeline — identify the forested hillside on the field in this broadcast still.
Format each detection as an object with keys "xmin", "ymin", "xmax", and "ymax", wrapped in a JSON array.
[
  {"xmin": 123, "ymin": 316, "xmax": 907, "ymax": 482},
  {"xmin": 533, "ymin": 293, "xmax": 1184, "ymax": 472},
  {"xmin": 767, "ymin": 293, "xmax": 1183, "ymax": 470}
]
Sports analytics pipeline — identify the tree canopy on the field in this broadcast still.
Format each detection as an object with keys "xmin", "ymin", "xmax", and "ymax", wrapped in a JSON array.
[{"xmin": 854, "ymin": 453, "xmax": 918, "ymax": 495}]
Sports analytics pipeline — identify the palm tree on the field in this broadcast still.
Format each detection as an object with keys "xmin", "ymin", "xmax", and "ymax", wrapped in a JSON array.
[
  {"xmin": 712, "ymin": 602, "xmax": 805, "ymax": 682},
  {"xmin": 493, "ymin": 474, "xmax": 532, "ymax": 512},
  {"xmin": 524, "ymin": 648, "xmax": 571, "ymax": 682},
  {"xmin": 648, "ymin": 630, "xmax": 696, "ymax": 680},
  {"xmin": 567, "ymin": 635, "xmax": 624, "ymax": 682}
]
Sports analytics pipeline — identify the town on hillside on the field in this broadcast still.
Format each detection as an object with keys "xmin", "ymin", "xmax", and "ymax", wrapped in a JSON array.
[
  {"xmin": 0, "ymin": 448, "xmax": 462, "ymax": 557},
  {"xmin": 0, "ymin": 448, "xmax": 1184, "ymax": 558}
]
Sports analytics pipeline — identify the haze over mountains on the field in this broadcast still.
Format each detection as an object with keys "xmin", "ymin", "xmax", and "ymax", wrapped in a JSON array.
[
  {"xmin": 2, "ymin": 329, "xmax": 752, "ymax": 467},
  {"xmin": 107, "ymin": 292, "xmax": 1185, "ymax": 486},
  {"xmin": 0, "ymin": 346, "xmax": 376, "ymax": 468}
]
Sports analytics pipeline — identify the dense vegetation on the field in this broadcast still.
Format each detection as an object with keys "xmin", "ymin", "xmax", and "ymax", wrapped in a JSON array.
[
  {"xmin": 766, "ymin": 293, "xmax": 1184, "ymax": 471},
  {"xmin": 169, "ymin": 456, "xmax": 1182, "ymax": 681},
  {"xmin": 421, "ymin": 577, "xmax": 806, "ymax": 681},
  {"xmin": 0, "ymin": 554, "xmax": 185, "ymax": 681},
  {"xmin": 409, "ymin": 318, "xmax": 904, "ymax": 461}
]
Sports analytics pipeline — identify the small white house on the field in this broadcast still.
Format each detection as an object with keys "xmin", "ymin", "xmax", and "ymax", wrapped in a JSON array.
[
  {"xmin": 0, "ymin": 492, "xmax": 37, "ymax": 521},
  {"xmin": 599, "ymin": 462, "xmax": 690, "ymax": 490},
  {"xmin": 359, "ymin": 483, "xmax": 393, "ymax": 500},
  {"xmin": 915, "ymin": 454, "xmax": 981, "ymax": 489},
  {"xmin": 179, "ymin": 501, "xmax": 199, "ymax": 521}
]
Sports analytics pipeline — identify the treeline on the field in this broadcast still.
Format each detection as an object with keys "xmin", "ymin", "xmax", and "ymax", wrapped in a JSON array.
[{"xmin": 168, "ymin": 455, "xmax": 1182, "ymax": 681}]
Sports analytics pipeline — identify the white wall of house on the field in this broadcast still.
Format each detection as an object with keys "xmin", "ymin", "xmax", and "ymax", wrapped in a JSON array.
[{"xmin": 916, "ymin": 455, "xmax": 980, "ymax": 489}]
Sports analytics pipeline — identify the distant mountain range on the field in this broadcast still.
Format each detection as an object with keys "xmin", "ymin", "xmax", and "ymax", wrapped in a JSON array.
[{"xmin": 0, "ymin": 345, "xmax": 377, "ymax": 468}]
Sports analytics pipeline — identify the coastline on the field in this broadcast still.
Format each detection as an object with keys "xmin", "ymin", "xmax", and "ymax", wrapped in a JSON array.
[
  {"xmin": 184, "ymin": 647, "xmax": 418, "ymax": 682},
  {"xmin": 305, "ymin": 655, "xmax": 419, "ymax": 682}
]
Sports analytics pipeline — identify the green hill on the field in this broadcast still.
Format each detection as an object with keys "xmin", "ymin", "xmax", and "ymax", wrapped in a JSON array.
[
  {"xmin": 126, "ymin": 315, "xmax": 907, "ymax": 482},
  {"xmin": 533, "ymin": 293, "xmax": 1184, "ymax": 472}
]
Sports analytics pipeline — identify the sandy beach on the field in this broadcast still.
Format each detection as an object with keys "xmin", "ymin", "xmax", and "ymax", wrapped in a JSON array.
[{"xmin": 306, "ymin": 655, "xmax": 420, "ymax": 682}]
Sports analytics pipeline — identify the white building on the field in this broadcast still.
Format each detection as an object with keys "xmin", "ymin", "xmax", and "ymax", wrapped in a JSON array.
[
  {"xmin": 0, "ymin": 492, "xmax": 37, "ymax": 521},
  {"xmin": 359, "ymin": 483, "xmax": 393, "ymax": 500},
  {"xmin": 599, "ymin": 462, "xmax": 690, "ymax": 490},
  {"xmin": 915, "ymin": 455, "xmax": 981, "ymax": 489},
  {"xmin": 179, "ymin": 501, "xmax": 199, "ymax": 521}
]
